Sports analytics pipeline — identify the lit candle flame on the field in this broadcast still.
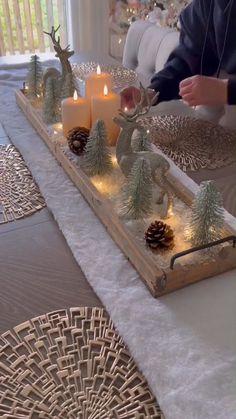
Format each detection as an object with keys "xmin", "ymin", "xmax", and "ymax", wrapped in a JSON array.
[
  {"xmin": 73, "ymin": 90, "xmax": 78, "ymax": 101},
  {"xmin": 104, "ymin": 84, "xmax": 108, "ymax": 96},
  {"xmin": 97, "ymin": 65, "xmax": 101, "ymax": 75}
]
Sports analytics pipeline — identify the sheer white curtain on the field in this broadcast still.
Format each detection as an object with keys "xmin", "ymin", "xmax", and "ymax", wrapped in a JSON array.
[{"xmin": 67, "ymin": 0, "xmax": 109, "ymax": 54}]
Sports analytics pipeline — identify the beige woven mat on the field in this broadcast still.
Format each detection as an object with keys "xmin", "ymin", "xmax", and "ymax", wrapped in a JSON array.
[
  {"xmin": 0, "ymin": 144, "xmax": 45, "ymax": 224},
  {"xmin": 0, "ymin": 307, "xmax": 164, "ymax": 418}
]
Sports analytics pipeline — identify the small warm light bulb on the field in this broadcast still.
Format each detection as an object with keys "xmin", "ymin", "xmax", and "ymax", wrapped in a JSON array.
[
  {"xmin": 104, "ymin": 84, "xmax": 108, "ymax": 96},
  {"xmin": 124, "ymin": 106, "xmax": 128, "ymax": 112},
  {"xmin": 167, "ymin": 204, "xmax": 174, "ymax": 217},
  {"xmin": 118, "ymin": 38, "xmax": 122, "ymax": 44},
  {"xmin": 73, "ymin": 90, "xmax": 78, "ymax": 101},
  {"xmin": 112, "ymin": 156, "xmax": 117, "ymax": 166},
  {"xmin": 146, "ymin": 129, "xmax": 150, "ymax": 134},
  {"xmin": 184, "ymin": 225, "xmax": 192, "ymax": 240},
  {"xmin": 97, "ymin": 65, "xmax": 101, "ymax": 75}
]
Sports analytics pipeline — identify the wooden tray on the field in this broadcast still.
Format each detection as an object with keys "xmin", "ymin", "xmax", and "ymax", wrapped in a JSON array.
[{"xmin": 15, "ymin": 90, "xmax": 236, "ymax": 297}]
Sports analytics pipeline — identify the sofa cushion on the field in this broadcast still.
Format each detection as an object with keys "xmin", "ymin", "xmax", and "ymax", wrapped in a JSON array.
[{"xmin": 123, "ymin": 20, "xmax": 179, "ymax": 86}]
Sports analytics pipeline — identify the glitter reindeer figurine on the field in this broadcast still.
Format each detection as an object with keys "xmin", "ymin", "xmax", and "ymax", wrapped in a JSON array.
[{"xmin": 114, "ymin": 84, "xmax": 173, "ymax": 218}]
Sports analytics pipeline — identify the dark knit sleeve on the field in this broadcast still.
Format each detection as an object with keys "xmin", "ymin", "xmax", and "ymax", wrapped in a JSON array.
[
  {"xmin": 228, "ymin": 79, "xmax": 236, "ymax": 105},
  {"xmin": 149, "ymin": 0, "xmax": 218, "ymax": 103}
]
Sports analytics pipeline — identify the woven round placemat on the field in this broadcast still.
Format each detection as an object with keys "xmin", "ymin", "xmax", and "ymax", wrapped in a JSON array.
[
  {"xmin": 139, "ymin": 115, "xmax": 236, "ymax": 171},
  {"xmin": 72, "ymin": 62, "xmax": 137, "ymax": 92},
  {"xmin": 0, "ymin": 144, "xmax": 45, "ymax": 224},
  {"xmin": 0, "ymin": 307, "xmax": 164, "ymax": 419}
]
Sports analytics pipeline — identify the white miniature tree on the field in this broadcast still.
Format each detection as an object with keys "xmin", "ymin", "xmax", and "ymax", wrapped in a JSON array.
[
  {"xmin": 132, "ymin": 129, "xmax": 152, "ymax": 152},
  {"xmin": 26, "ymin": 55, "xmax": 43, "ymax": 98},
  {"xmin": 190, "ymin": 180, "xmax": 224, "ymax": 246},
  {"xmin": 43, "ymin": 76, "xmax": 61, "ymax": 124},
  {"xmin": 121, "ymin": 157, "xmax": 153, "ymax": 219},
  {"xmin": 83, "ymin": 120, "xmax": 113, "ymax": 176}
]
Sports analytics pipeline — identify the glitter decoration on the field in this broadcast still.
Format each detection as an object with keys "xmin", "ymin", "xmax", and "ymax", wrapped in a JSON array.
[
  {"xmin": 0, "ymin": 307, "xmax": 164, "ymax": 419},
  {"xmin": 0, "ymin": 144, "xmax": 45, "ymax": 224},
  {"xmin": 139, "ymin": 115, "xmax": 236, "ymax": 171},
  {"xmin": 72, "ymin": 62, "xmax": 137, "ymax": 92}
]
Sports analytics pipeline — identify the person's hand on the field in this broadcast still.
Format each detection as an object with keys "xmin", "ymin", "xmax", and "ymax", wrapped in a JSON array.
[
  {"xmin": 120, "ymin": 86, "xmax": 158, "ymax": 109},
  {"xmin": 179, "ymin": 75, "xmax": 228, "ymax": 106},
  {"xmin": 120, "ymin": 86, "xmax": 141, "ymax": 109}
]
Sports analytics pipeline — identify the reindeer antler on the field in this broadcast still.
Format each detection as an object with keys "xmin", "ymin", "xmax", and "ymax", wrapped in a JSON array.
[
  {"xmin": 44, "ymin": 25, "xmax": 74, "ymax": 58},
  {"xmin": 44, "ymin": 25, "xmax": 61, "ymax": 52},
  {"xmin": 119, "ymin": 83, "xmax": 159, "ymax": 122},
  {"xmin": 44, "ymin": 26, "xmax": 74, "ymax": 77}
]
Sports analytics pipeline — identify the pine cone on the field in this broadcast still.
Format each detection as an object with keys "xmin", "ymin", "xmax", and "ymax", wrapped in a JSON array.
[
  {"xmin": 67, "ymin": 126, "xmax": 90, "ymax": 155},
  {"xmin": 145, "ymin": 220, "xmax": 174, "ymax": 250}
]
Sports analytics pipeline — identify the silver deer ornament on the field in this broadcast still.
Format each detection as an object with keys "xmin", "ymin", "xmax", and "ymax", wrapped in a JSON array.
[
  {"xmin": 114, "ymin": 85, "xmax": 173, "ymax": 218},
  {"xmin": 43, "ymin": 26, "xmax": 75, "ymax": 94}
]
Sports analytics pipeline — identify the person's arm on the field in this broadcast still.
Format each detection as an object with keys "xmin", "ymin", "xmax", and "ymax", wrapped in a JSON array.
[
  {"xmin": 228, "ymin": 79, "xmax": 236, "ymax": 105},
  {"xmin": 149, "ymin": 0, "xmax": 218, "ymax": 103}
]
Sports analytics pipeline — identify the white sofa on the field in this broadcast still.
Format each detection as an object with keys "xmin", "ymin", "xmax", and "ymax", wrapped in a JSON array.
[
  {"xmin": 122, "ymin": 20, "xmax": 236, "ymax": 130},
  {"xmin": 123, "ymin": 20, "xmax": 179, "ymax": 87},
  {"xmin": 122, "ymin": 20, "xmax": 201, "ymax": 119}
]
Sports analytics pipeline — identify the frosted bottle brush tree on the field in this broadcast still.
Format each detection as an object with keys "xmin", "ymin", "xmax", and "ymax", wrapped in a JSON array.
[
  {"xmin": 43, "ymin": 76, "xmax": 61, "ymax": 124},
  {"xmin": 26, "ymin": 55, "xmax": 43, "ymax": 98},
  {"xmin": 189, "ymin": 180, "xmax": 224, "ymax": 246},
  {"xmin": 83, "ymin": 120, "xmax": 113, "ymax": 176},
  {"xmin": 121, "ymin": 157, "xmax": 153, "ymax": 220},
  {"xmin": 131, "ymin": 128, "xmax": 152, "ymax": 152}
]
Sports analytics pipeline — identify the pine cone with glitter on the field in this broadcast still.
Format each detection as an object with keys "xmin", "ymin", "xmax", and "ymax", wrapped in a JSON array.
[
  {"xmin": 145, "ymin": 220, "xmax": 174, "ymax": 250},
  {"xmin": 67, "ymin": 126, "xmax": 90, "ymax": 155}
]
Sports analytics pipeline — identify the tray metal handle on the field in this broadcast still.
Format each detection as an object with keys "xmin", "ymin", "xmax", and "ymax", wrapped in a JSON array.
[{"xmin": 170, "ymin": 235, "xmax": 236, "ymax": 270}]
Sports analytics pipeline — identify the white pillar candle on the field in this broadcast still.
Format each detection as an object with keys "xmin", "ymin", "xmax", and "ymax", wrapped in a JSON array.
[
  {"xmin": 61, "ymin": 91, "xmax": 91, "ymax": 136},
  {"xmin": 91, "ymin": 85, "xmax": 120, "ymax": 146},
  {"xmin": 85, "ymin": 65, "xmax": 113, "ymax": 100}
]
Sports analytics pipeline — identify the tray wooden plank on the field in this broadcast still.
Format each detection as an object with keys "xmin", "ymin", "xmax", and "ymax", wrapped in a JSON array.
[{"xmin": 15, "ymin": 90, "xmax": 236, "ymax": 297}]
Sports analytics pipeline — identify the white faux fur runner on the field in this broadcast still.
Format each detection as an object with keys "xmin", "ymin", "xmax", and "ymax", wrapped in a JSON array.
[{"xmin": 0, "ymin": 62, "xmax": 236, "ymax": 419}]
